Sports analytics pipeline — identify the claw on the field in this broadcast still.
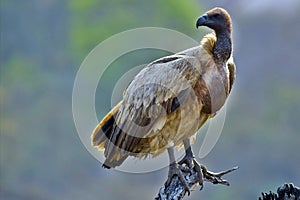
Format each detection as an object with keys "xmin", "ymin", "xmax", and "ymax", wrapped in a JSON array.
[
  {"xmin": 179, "ymin": 155, "xmax": 194, "ymax": 168},
  {"xmin": 165, "ymin": 163, "xmax": 190, "ymax": 195},
  {"xmin": 193, "ymin": 160, "xmax": 204, "ymax": 189},
  {"xmin": 179, "ymin": 156, "xmax": 204, "ymax": 189}
]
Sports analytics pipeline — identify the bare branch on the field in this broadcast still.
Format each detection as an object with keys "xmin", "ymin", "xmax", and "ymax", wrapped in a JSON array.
[
  {"xmin": 155, "ymin": 163, "xmax": 238, "ymax": 200},
  {"xmin": 259, "ymin": 183, "xmax": 300, "ymax": 200}
]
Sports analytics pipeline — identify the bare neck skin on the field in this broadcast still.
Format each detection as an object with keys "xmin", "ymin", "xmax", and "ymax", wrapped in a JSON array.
[{"xmin": 214, "ymin": 30, "xmax": 232, "ymax": 65}]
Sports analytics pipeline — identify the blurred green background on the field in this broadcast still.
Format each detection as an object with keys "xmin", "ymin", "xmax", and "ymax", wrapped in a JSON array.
[{"xmin": 1, "ymin": 0, "xmax": 300, "ymax": 199}]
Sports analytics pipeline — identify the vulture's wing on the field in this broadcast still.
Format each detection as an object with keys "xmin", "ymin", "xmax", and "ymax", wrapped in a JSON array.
[
  {"xmin": 101, "ymin": 53, "xmax": 203, "ymax": 163},
  {"xmin": 91, "ymin": 34, "xmax": 218, "ymax": 168},
  {"xmin": 227, "ymin": 57, "xmax": 236, "ymax": 93}
]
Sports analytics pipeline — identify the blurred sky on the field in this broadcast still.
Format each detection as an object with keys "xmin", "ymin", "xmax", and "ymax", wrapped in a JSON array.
[{"xmin": 203, "ymin": 0, "xmax": 300, "ymax": 13}]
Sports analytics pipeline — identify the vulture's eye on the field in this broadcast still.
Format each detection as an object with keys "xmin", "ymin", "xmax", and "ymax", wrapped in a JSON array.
[{"xmin": 213, "ymin": 13, "xmax": 221, "ymax": 19}]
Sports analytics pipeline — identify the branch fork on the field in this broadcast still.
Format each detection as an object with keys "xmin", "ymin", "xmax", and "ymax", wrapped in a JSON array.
[{"xmin": 156, "ymin": 162, "xmax": 238, "ymax": 200}]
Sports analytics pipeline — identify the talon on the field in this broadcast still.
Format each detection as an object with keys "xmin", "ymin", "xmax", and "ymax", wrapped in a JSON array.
[
  {"xmin": 199, "ymin": 184, "xmax": 204, "ymax": 191},
  {"xmin": 179, "ymin": 156, "xmax": 204, "ymax": 189},
  {"xmin": 178, "ymin": 155, "xmax": 194, "ymax": 168},
  {"xmin": 192, "ymin": 159, "xmax": 204, "ymax": 186},
  {"xmin": 165, "ymin": 163, "xmax": 190, "ymax": 195}
]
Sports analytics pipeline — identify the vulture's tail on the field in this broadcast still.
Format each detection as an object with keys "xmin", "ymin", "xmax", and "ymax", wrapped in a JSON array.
[{"xmin": 91, "ymin": 101, "xmax": 128, "ymax": 168}]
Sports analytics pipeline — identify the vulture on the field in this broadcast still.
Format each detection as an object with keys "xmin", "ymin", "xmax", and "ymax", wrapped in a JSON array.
[{"xmin": 91, "ymin": 7, "xmax": 236, "ymax": 192}]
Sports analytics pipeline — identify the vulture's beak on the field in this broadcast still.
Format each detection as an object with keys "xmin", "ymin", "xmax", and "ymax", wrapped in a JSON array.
[{"xmin": 196, "ymin": 14, "xmax": 208, "ymax": 29}]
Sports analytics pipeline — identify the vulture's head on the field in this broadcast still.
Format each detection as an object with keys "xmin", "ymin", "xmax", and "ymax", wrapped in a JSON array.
[{"xmin": 196, "ymin": 7, "xmax": 232, "ymax": 33}]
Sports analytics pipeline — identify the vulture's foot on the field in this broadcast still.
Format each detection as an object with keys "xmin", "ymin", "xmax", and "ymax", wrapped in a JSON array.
[
  {"xmin": 165, "ymin": 163, "xmax": 190, "ymax": 195},
  {"xmin": 179, "ymin": 156, "xmax": 204, "ymax": 189},
  {"xmin": 201, "ymin": 165, "xmax": 238, "ymax": 186}
]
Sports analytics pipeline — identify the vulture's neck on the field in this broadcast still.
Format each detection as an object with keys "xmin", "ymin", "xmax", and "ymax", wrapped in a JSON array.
[{"xmin": 214, "ymin": 30, "xmax": 232, "ymax": 65}]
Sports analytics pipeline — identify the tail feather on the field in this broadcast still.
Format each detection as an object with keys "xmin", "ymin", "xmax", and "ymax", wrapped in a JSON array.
[
  {"xmin": 91, "ymin": 101, "xmax": 122, "ymax": 150},
  {"xmin": 102, "ymin": 155, "xmax": 128, "ymax": 169},
  {"xmin": 91, "ymin": 101, "xmax": 130, "ymax": 168}
]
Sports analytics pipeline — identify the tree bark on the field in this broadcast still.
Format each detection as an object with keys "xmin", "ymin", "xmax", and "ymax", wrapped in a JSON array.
[
  {"xmin": 155, "ymin": 163, "xmax": 238, "ymax": 200},
  {"xmin": 259, "ymin": 183, "xmax": 300, "ymax": 200}
]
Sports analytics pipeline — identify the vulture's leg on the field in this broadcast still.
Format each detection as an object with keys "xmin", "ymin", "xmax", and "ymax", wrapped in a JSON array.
[
  {"xmin": 179, "ymin": 138, "xmax": 238, "ymax": 187},
  {"xmin": 179, "ymin": 138, "xmax": 204, "ymax": 188},
  {"xmin": 165, "ymin": 146, "xmax": 190, "ymax": 195}
]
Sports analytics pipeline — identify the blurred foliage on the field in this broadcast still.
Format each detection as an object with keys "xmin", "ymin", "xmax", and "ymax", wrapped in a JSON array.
[
  {"xmin": 67, "ymin": 0, "xmax": 202, "ymax": 117},
  {"xmin": 69, "ymin": 0, "xmax": 201, "ymax": 59}
]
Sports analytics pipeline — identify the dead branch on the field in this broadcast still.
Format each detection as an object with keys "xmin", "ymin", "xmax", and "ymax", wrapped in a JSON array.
[
  {"xmin": 259, "ymin": 183, "xmax": 300, "ymax": 200},
  {"xmin": 155, "ymin": 163, "xmax": 238, "ymax": 200}
]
